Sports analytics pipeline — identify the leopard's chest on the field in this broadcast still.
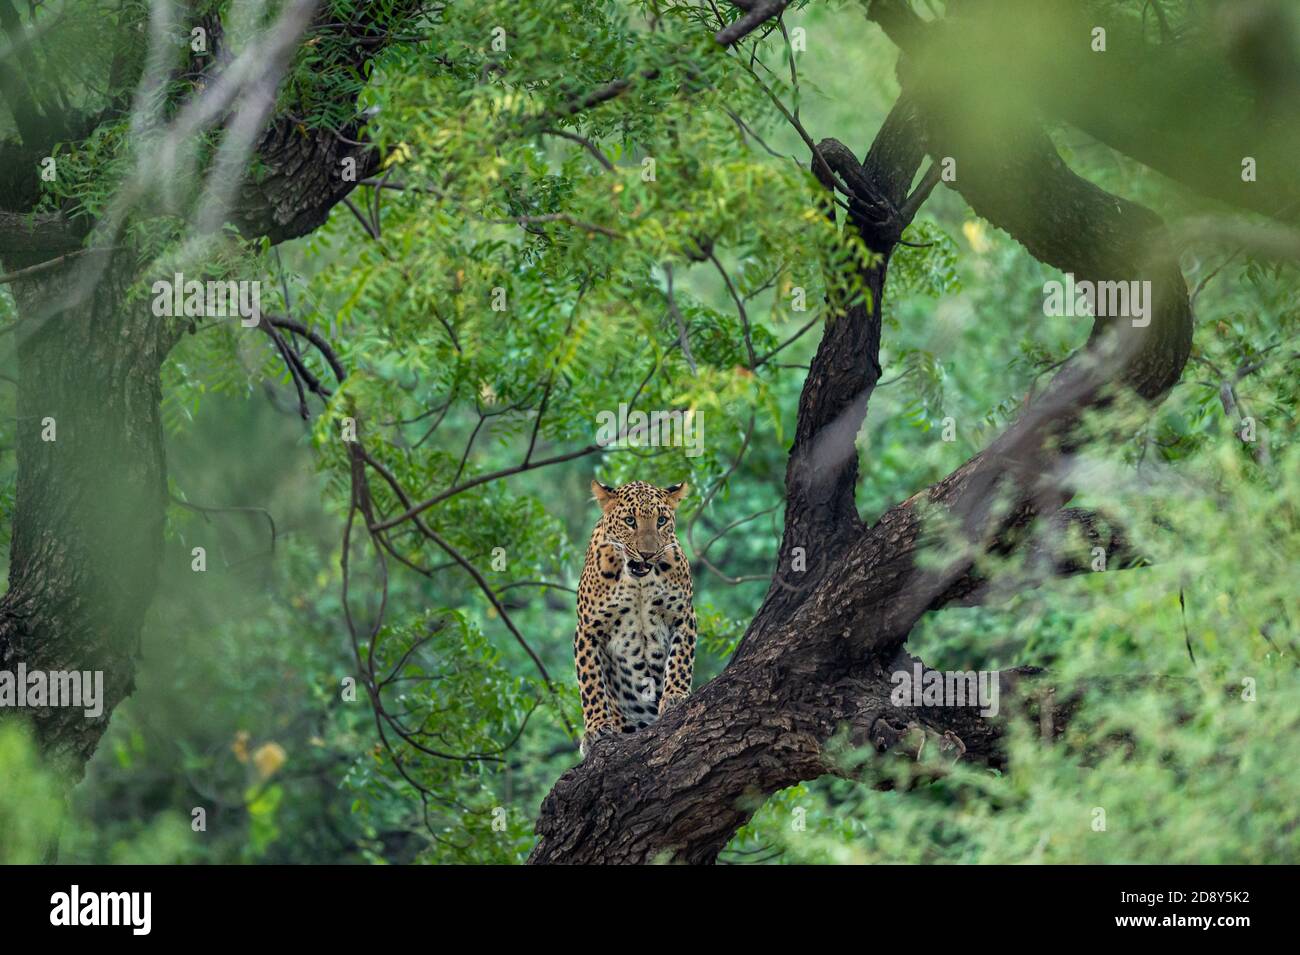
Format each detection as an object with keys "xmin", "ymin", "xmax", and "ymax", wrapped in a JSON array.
[{"xmin": 602, "ymin": 577, "xmax": 675, "ymax": 728}]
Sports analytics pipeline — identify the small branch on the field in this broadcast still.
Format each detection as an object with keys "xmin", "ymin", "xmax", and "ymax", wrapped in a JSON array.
[
  {"xmin": 342, "ymin": 194, "xmax": 380, "ymax": 240},
  {"xmin": 169, "ymin": 495, "xmax": 277, "ymax": 554},
  {"xmin": 663, "ymin": 263, "xmax": 698, "ymax": 375},
  {"xmin": 715, "ymin": 0, "xmax": 792, "ymax": 47},
  {"xmin": 0, "ymin": 246, "xmax": 118, "ymax": 285},
  {"xmin": 542, "ymin": 127, "xmax": 615, "ymax": 172},
  {"xmin": 708, "ymin": 251, "xmax": 757, "ymax": 367},
  {"xmin": 754, "ymin": 311, "xmax": 821, "ymax": 367},
  {"xmin": 484, "ymin": 213, "xmax": 623, "ymax": 239},
  {"xmin": 899, "ymin": 162, "xmax": 942, "ymax": 224}
]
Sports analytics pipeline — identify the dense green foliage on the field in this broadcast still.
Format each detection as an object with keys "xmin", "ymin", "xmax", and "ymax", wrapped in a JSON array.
[{"xmin": 0, "ymin": 0, "xmax": 1296, "ymax": 863}]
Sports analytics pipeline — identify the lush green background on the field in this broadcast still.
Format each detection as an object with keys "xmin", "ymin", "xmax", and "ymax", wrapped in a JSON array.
[{"xmin": 0, "ymin": 0, "xmax": 1296, "ymax": 863}]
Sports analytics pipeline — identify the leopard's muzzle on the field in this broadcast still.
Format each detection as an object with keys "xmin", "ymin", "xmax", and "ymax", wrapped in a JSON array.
[{"xmin": 628, "ymin": 549, "xmax": 659, "ymax": 578}]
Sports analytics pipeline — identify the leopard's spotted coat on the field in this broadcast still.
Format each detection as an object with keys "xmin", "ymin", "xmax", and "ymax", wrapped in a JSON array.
[{"xmin": 574, "ymin": 480, "xmax": 696, "ymax": 757}]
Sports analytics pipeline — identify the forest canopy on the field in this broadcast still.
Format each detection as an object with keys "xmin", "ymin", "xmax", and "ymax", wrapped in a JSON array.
[{"xmin": 0, "ymin": 0, "xmax": 1296, "ymax": 864}]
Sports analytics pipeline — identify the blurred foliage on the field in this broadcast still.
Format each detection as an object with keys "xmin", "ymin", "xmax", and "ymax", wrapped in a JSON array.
[{"xmin": 0, "ymin": 0, "xmax": 1296, "ymax": 863}]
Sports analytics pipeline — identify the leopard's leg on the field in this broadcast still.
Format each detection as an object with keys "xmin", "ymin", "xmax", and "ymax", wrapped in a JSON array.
[
  {"xmin": 659, "ymin": 606, "xmax": 696, "ymax": 716},
  {"xmin": 576, "ymin": 627, "xmax": 624, "ymax": 756}
]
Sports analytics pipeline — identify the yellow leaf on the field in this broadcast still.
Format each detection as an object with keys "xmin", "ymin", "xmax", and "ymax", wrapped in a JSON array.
[
  {"xmin": 383, "ymin": 143, "xmax": 413, "ymax": 168},
  {"xmin": 252, "ymin": 742, "xmax": 287, "ymax": 781},
  {"xmin": 962, "ymin": 220, "xmax": 991, "ymax": 254}
]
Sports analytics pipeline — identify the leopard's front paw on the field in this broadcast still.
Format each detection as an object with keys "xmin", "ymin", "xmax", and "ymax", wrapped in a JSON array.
[
  {"xmin": 580, "ymin": 723, "xmax": 617, "ymax": 759},
  {"xmin": 658, "ymin": 691, "xmax": 688, "ymax": 717}
]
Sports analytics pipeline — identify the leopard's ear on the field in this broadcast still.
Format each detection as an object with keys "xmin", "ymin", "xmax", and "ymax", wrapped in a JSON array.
[
  {"xmin": 591, "ymin": 479, "xmax": 617, "ymax": 510},
  {"xmin": 664, "ymin": 481, "xmax": 689, "ymax": 508}
]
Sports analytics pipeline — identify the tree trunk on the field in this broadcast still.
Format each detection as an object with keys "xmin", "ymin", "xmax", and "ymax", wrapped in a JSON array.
[
  {"xmin": 0, "ymin": 256, "xmax": 169, "ymax": 776},
  {"xmin": 0, "ymin": 0, "xmax": 407, "ymax": 787}
]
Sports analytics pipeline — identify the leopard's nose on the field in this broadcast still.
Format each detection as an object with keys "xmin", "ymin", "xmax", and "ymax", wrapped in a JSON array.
[{"xmin": 637, "ymin": 550, "xmax": 656, "ymax": 562}]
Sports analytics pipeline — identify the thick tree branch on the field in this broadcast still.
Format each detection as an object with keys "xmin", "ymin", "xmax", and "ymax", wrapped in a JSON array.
[
  {"xmin": 0, "ymin": 212, "xmax": 85, "ymax": 255},
  {"xmin": 870, "ymin": 0, "xmax": 1300, "ymax": 223},
  {"xmin": 769, "ymin": 98, "xmax": 928, "ymax": 608},
  {"xmin": 927, "ymin": 507, "xmax": 1146, "ymax": 610}
]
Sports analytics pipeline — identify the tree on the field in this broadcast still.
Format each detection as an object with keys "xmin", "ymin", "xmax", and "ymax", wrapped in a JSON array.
[
  {"xmin": 0, "ymin": 1, "xmax": 1295, "ymax": 864},
  {"xmin": 529, "ymin": 0, "xmax": 1294, "ymax": 863},
  {"xmin": 0, "ymin": 0, "xmax": 408, "ymax": 775}
]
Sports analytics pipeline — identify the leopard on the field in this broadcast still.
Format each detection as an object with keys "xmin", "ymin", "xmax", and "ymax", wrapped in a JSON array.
[{"xmin": 574, "ymin": 479, "xmax": 697, "ymax": 757}]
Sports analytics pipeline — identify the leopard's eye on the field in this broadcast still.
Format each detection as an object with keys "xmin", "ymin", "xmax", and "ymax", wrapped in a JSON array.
[
  {"xmin": 657, "ymin": 515, "xmax": 667, "ymax": 527},
  {"xmin": 624, "ymin": 516, "xmax": 636, "ymax": 528}
]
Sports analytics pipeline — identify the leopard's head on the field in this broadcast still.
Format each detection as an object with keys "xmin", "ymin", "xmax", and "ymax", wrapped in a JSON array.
[{"xmin": 591, "ymin": 479, "xmax": 688, "ymax": 578}]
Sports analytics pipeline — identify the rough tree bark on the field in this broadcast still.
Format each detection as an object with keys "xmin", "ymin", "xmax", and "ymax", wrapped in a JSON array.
[{"xmin": 0, "ymin": 256, "xmax": 169, "ymax": 774}]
